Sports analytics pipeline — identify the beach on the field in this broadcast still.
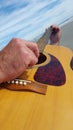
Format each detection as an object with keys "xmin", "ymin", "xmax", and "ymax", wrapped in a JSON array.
[{"xmin": 60, "ymin": 20, "xmax": 73, "ymax": 50}]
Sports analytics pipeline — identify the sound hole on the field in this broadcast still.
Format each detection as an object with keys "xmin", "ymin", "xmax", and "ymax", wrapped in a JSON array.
[{"xmin": 37, "ymin": 53, "xmax": 47, "ymax": 64}]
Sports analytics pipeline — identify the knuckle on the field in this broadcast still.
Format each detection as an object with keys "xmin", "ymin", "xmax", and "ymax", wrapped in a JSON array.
[
  {"xmin": 11, "ymin": 38, "xmax": 23, "ymax": 50},
  {"xmin": 11, "ymin": 38, "xmax": 21, "ymax": 47},
  {"xmin": 11, "ymin": 38, "xmax": 20, "ymax": 43}
]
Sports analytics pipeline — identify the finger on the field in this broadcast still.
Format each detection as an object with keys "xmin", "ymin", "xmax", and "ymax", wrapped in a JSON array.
[
  {"xmin": 25, "ymin": 41, "xmax": 39, "ymax": 58},
  {"xmin": 22, "ymin": 46, "xmax": 38, "ymax": 67},
  {"xmin": 16, "ymin": 39, "xmax": 39, "ymax": 58}
]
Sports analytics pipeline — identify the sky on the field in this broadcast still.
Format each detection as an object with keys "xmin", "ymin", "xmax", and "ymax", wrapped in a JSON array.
[{"xmin": 0, "ymin": 0, "xmax": 73, "ymax": 50}]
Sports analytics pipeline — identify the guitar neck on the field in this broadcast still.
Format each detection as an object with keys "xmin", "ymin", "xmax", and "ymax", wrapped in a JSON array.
[{"xmin": 37, "ymin": 27, "xmax": 51, "ymax": 53}]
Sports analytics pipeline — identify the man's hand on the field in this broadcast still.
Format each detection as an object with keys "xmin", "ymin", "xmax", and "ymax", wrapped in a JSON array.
[{"xmin": 0, "ymin": 38, "xmax": 39, "ymax": 83}]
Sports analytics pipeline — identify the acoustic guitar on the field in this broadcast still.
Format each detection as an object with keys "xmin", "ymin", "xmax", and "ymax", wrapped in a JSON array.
[{"xmin": 0, "ymin": 43, "xmax": 73, "ymax": 130}]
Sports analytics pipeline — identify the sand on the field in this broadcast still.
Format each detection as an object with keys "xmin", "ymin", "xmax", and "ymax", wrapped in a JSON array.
[{"xmin": 60, "ymin": 21, "xmax": 73, "ymax": 50}]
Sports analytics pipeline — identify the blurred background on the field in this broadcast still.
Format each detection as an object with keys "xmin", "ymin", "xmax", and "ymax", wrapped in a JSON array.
[{"xmin": 0, "ymin": 0, "xmax": 73, "ymax": 50}]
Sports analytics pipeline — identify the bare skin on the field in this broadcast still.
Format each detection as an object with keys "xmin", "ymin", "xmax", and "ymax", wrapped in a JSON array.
[
  {"xmin": 49, "ymin": 25, "xmax": 61, "ymax": 45},
  {"xmin": 0, "ymin": 25, "xmax": 61, "ymax": 83},
  {"xmin": 0, "ymin": 38, "xmax": 39, "ymax": 83},
  {"xmin": 39, "ymin": 24, "xmax": 61, "ymax": 46}
]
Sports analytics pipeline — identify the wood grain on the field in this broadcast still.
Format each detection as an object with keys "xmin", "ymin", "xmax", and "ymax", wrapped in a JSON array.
[{"xmin": 0, "ymin": 45, "xmax": 73, "ymax": 130}]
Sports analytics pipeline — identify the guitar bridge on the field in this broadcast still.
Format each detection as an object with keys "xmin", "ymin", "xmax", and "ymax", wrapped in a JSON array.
[{"xmin": 7, "ymin": 79, "xmax": 31, "ymax": 86}]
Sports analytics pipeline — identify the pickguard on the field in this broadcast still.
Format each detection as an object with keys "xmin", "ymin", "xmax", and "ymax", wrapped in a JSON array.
[{"xmin": 34, "ymin": 54, "xmax": 66, "ymax": 86}]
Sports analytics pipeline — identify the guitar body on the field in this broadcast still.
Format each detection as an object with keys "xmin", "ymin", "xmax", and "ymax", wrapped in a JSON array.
[{"xmin": 0, "ymin": 45, "xmax": 73, "ymax": 130}]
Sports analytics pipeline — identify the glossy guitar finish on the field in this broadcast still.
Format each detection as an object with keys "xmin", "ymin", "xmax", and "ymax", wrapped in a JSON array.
[
  {"xmin": 0, "ymin": 45, "xmax": 73, "ymax": 130},
  {"xmin": 34, "ymin": 53, "xmax": 66, "ymax": 86}
]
